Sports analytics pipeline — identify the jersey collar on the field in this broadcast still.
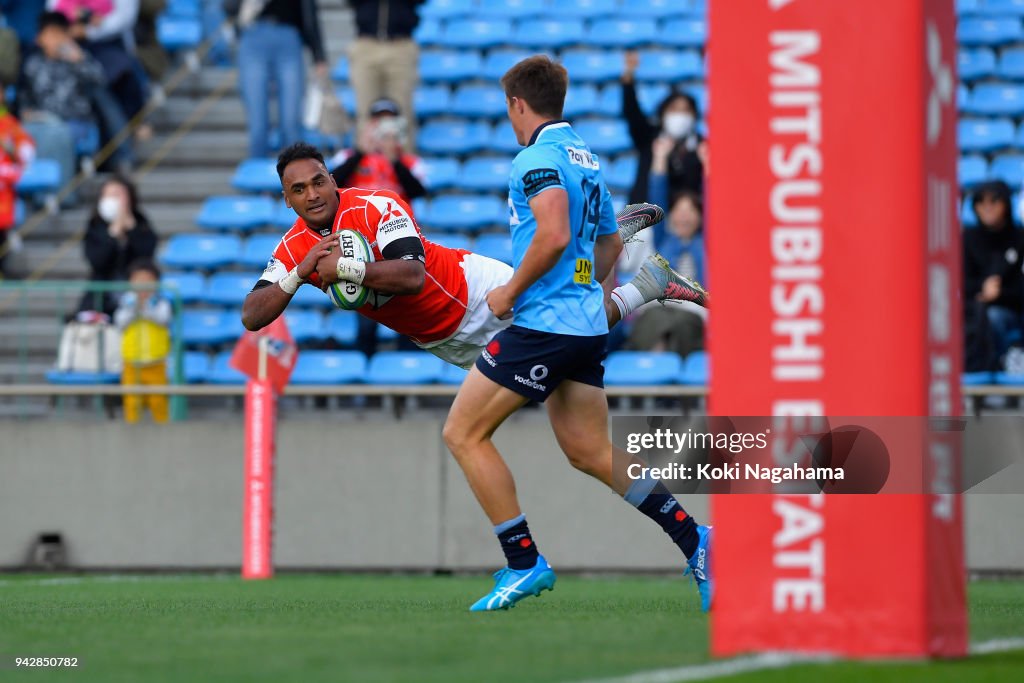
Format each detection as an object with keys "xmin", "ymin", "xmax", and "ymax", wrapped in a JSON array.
[{"xmin": 527, "ymin": 120, "xmax": 571, "ymax": 146}]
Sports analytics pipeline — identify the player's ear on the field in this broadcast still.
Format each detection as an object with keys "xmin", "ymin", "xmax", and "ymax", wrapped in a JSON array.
[{"xmin": 282, "ymin": 190, "xmax": 291, "ymax": 209}]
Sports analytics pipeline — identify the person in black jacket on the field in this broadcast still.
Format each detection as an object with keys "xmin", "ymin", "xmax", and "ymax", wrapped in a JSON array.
[
  {"xmin": 227, "ymin": 0, "xmax": 327, "ymax": 157},
  {"xmin": 348, "ymin": 0, "xmax": 423, "ymax": 149},
  {"xmin": 963, "ymin": 180, "xmax": 1024, "ymax": 372},
  {"xmin": 621, "ymin": 50, "xmax": 705, "ymax": 205},
  {"xmin": 79, "ymin": 175, "xmax": 157, "ymax": 315}
]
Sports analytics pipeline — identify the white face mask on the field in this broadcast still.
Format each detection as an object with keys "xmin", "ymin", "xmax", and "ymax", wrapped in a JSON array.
[
  {"xmin": 98, "ymin": 196, "xmax": 122, "ymax": 223},
  {"xmin": 663, "ymin": 112, "xmax": 695, "ymax": 139}
]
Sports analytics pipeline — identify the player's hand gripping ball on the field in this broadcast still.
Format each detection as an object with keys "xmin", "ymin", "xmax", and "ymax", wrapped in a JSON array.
[{"xmin": 327, "ymin": 229, "xmax": 375, "ymax": 310}]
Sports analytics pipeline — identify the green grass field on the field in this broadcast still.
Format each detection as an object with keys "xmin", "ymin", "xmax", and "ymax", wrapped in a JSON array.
[{"xmin": 1, "ymin": 575, "xmax": 1022, "ymax": 683}]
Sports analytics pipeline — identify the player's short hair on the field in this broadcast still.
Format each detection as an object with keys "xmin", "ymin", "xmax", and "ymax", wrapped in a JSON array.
[
  {"xmin": 276, "ymin": 142, "xmax": 327, "ymax": 180},
  {"xmin": 501, "ymin": 55, "xmax": 568, "ymax": 119}
]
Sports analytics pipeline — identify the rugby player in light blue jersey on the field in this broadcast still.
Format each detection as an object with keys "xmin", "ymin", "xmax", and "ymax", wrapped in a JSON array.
[{"xmin": 443, "ymin": 56, "xmax": 713, "ymax": 613}]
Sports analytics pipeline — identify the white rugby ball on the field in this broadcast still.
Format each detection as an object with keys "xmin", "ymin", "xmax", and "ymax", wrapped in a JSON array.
[{"xmin": 328, "ymin": 229, "xmax": 374, "ymax": 310}]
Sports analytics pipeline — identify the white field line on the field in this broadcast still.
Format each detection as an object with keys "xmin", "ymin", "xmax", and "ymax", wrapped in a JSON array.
[{"xmin": 0, "ymin": 574, "xmax": 234, "ymax": 587}]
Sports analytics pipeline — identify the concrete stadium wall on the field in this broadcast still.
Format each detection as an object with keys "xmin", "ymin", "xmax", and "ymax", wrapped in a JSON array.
[{"xmin": 0, "ymin": 416, "xmax": 1020, "ymax": 571}]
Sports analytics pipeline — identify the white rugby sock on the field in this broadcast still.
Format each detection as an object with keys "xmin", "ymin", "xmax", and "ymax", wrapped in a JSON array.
[{"xmin": 610, "ymin": 283, "xmax": 645, "ymax": 319}]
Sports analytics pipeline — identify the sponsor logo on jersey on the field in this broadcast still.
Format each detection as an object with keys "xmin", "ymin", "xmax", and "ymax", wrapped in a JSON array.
[
  {"xmin": 378, "ymin": 215, "xmax": 411, "ymax": 235},
  {"xmin": 574, "ymin": 258, "xmax": 593, "ymax": 285},
  {"xmin": 522, "ymin": 168, "xmax": 561, "ymax": 198},
  {"xmin": 566, "ymin": 146, "xmax": 600, "ymax": 170}
]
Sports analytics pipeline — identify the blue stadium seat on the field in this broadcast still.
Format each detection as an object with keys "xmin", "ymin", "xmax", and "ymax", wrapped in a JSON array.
[
  {"xmin": 958, "ymin": 0, "xmax": 980, "ymax": 14},
  {"xmin": 162, "ymin": 271, "xmax": 206, "ymax": 304},
  {"xmin": 474, "ymin": 233, "xmax": 514, "ymax": 265},
  {"xmin": 377, "ymin": 324, "xmax": 399, "ymax": 342},
  {"xmin": 606, "ymin": 155, "xmax": 639, "ymax": 192},
  {"xmin": 482, "ymin": 49, "xmax": 537, "ymax": 80},
  {"xmin": 46, "ymin": 370, "xmax": 120, "ymax": 384},
  {"xmin": 204, "ymin": 273, "xmax": 258, "ymax": 307},
  {"xmin": 489, "ymin": 122, "xmax": 527, "ymax": 154},
  {"xmin": 440, "ymin": 362, "xmax": 470, "ymax": 385},
  {"xmin": 326, "ymin": 311, "xmax": 359, "ymax": 346},
  {"xmin": 443, "ymin": 19, "xmax": 512, "ymax": 49},
  {"xmin": 157, "ymin": 16, "xmax": 202, "ymax": 50},
  {"xmin": 958, "ymin": 119, "xmax": 1014, "ymax": 152},
  {"xmin": 197, "ymin": 196, "xmax": 274, "ymax": 232},
  {"xmin": 958, "ymin": 83, "xmax": 970, "ymax": 111},
  {"xmin": 557, "ymin": 0, "xmax": 619, "ymax": 19},
  {"xmin": 958, "ymin": 17, "xmax": 1024, "ymax": 46},
  {"xmin": 686, "ymin": 85, "xmax": 708, "ymax": 117},
  {"xmin": 962, "ymin": 199, "xmax": 978, "ymax": 228},
  {"xmin": 421, "ymin": 195, "xmax": 507, "ymax": 232},
  {"xmin": 330, "ymin": 56, "xmax": 349, "ymax": 81},
  {"xmin": 232, "ymin": 158, "xmax": 279, "ymax": 193},
  {"xmin": 680, "ymin": 350, "xmax": 709, "ymax": 385},
  {"xmin": 998, "ymin": 47, "xmax": 1024, "ymax": 80},
  {"xmin": 960, "ymin": 48, "xmax": 997, "ymax": 81},
  {"xmin": 182, "ymin": 311, "xmax": 244, "ymax": 347},
  {"xmin": 965, "ymin": 83, "xmax": 1024, "ymax": 116},
  {"xmin": 427, "ymin": 233, "xmax": 474, "ymax": 251},
  {"xmin": 637, "ymin": 83, "xmax": 672, "ymax": 113},
  {"xmin": 629, "ymin": 0, "xmax": 689, "ymax": 19},
  {"xmin": 635, "ymin": 50, "xmax": 703, "ymax": 82},
  {"xmin": 995, "ymin": 371, "xmax": 1024, "ymax": 384},
  {"xmin": 452, "ymin": 85, "xmax": 509, "ymax": 118},
  {"xmin": 290, "ymin": 283, "xmax": 334, "ymax": 309},
  {"xmin": 333, "ymin": 87, "xmax": 357, "ymax": 116},
  {"xmin": 413, "ymin": 85, "xmax": 452, "ymax": 118},
  {"xmin": 990, "ymin": 154, "xmax": 1024, "ymax": 185},
  {"xmin": 587, "ymin": 18, "xmax": 658, "ymax": 49},
  {"xmin": 419, "ymin": 50, "xmax": 483, "ymax": 83},
  {"xmin": 563, "ymin": 84, "xmax": 601, "ymax": 118},
  {"xmin": 460, "ymin": 157, "xmax": 512, "ymax": 192},
  {"xmin": 207, "ymin": 351, "xmax": 247, "ymax": 384},
  {"xmin": 284, "ymin": 310, "xmax": 325, "ymax": 344},
  {"xmin": 560, "ymin": 50, "xmax": 624, "ymax": 83},
  {"xmin": 177, "ymin": 351, "xmax": 211, "ymax": 384},
  {"xmin": 418, "ymin": 120, "xmax": 490, "ymax": 155},
  {"xmin": 13, "ymin": 198, "xmax": 25, "ymax": 226},
  {"xmin": 573, "ymin": 119, "xmax": 632, "ymax": 155},
  {"xmin": 74, "ymin": 122, "xmax": 100, "ymax": 158},
  {"xmin": 291, "ymin": 350, "xmax": 367, "ymax": 384},
  {"xmin": 239, "ymin": 234, "xmax": 281, "ymax": 270},
  {"xmin": 985, "ymin": 0, "xmax": 1024, "ymax": 16},
  {"xmin": 962, "ymin": 371, "xmax": 994, "ymax": 385},
  {"xmin": 661, "ymin": 18, "xmax": 707, "ymax": 48},
  {"xmin": 420, "ymin": 157, "xmax": 461, "ymax": 191},
  {"xmin": 413, "ymin": 17, "xmax": 444, "ymax": 46},
  {"xmin": 512, "ymin": 19, "xmax": 586, "ymax": 49},
  {"xmin": 420, "ymin": 0, "xmax": 476, "ymax": 20},
  {"xmin": 15, "ymin": 159, "xmax": 60, "ymax": 194},
  {"xmin": 165, "ymin": 0, "xmax": 201, "ymax": 17},
  {"xmin": 604, "ymin": 351, "xmax": 682, "ymax": 385},
  {"xmin": 366, "ymin": 351, "xmax": 445, "ymax": 384},
  {"xmin": 595, "ymin": 86, "xmax": 623, "ymax": 116},
  {"xmin": 161, "ymin": 234, "xmax": 242, "ymax": 270},
  {"xmin": 477, "ymin": 0, "xmax": 546, "ymax": 19},
  {"xmin": 959, "ymin": 155, "xmax": 989, "ymax": 187},
  {"xmin": 271, "ymin": 202, "xmax": 297, "ymax": 229}
]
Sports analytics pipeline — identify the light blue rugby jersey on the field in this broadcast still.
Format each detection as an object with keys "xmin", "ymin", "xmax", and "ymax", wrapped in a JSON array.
[{"xmin": 507, "ymin": 120, "xmax": 618, "ymax": 336}]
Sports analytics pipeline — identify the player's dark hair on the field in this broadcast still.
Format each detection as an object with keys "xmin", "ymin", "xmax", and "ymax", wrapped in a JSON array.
[
  {"xmin": 501, "ymin": 55, "xmax": 568, "ymax": 119},
  {"xmin": 657, "ymin": 90, "xmax": 700, "ymax": 127},
  {"xmin": 38, "ymin": 11, "xmax": 71, "ymax": 32},
  {"xmin": 127, "ymin": 258, "xmax": 161, "ymax": 280},
  {"xmin": 276, "ymin": 142, "xmax": 326, "ymax": 180},
  {"xmin": 91, "ymin": 174, "xmax": 141, "ymax": 223}
]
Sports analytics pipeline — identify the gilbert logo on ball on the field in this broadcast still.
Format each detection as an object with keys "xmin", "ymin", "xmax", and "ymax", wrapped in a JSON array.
[{"xmin": 328, "ymin": 229, "xmax": 374, "ymax": 310}]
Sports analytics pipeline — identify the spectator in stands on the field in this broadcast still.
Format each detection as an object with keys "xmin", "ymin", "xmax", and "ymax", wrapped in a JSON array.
[
  {"xmin": 348, "ymin": 0, "xmax": 422, "ymax": 149},
  {"xmin": 624, "ymin": 189, "xmax": 707, "ymax": 358},
  {"xmin": 0, "ymin": 92, "xmax": 35, "ymax": 278},
  {"xmin": 328, "ymin": 98, "xmax": 426, "ymax": 203},
  {"xmin": 621, "ymin": 50, "xmax": 705, "ymax": 205},
  {"xmin": 226, "ymin": 0, "xmax": 327, "ymax": 158},
  {"xmin": 114, "ymin": 258, "xmax": 170, "ymax": 423},
  {"xmin": 964, "ymin": 180, "xmax": 1024, "ymax": 372},
  {"xmin": 134, "ymin": 0, "xmax": 169, "ymax": 84},
  {"xmin": 328, "ymin": 97, "xmax": 425, "ymax": 357},
  {"xmin": 21, "ymin": 11, "xmax": 111, "ymax": 186},
  {"xmin": 79, "ymin": 174, "xmax": 157, "ymax": 314},
  {"xmin": 0, "ymin": 10, "xmax": 21, "ymax": 91},
  {"xmin": 52, "ymin": 0, "xmax": 153, "ymax": 146},
  {"xmin": 0, "ymin": 0, "xmax": 46, "ymax": 62}
]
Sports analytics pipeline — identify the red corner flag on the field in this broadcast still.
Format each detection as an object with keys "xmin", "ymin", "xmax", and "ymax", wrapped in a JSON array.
[{"xmin": 230, "ymin": 316, "xmax": 298, "ymax": 392}]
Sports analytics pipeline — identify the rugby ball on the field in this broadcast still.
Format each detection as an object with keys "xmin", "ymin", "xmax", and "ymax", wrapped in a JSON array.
[{"xmin": 327, "ymin": 229, "xmax": 374, "ymax": 310}]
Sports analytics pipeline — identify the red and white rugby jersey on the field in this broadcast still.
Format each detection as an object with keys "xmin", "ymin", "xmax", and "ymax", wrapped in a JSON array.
[{"xmin": 259, "ymin": 188, "xmax": 471, "ymax": 344}]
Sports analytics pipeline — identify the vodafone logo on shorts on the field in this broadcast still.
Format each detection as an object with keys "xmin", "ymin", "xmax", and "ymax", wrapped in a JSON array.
[{"xmin": 529, "ymin": 365, "xmax": 548, "ymax": 381}]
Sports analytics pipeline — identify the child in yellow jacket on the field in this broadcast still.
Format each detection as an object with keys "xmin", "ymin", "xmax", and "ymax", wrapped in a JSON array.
[{"xmin": 114, "ymin": 259, "xmax": 171, "ymax": 423}]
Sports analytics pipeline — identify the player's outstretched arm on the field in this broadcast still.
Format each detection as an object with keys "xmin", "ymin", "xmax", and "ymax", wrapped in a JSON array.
[{"xmin": 242, "ymin": 235, "xmax": 334, "ymax": 330}]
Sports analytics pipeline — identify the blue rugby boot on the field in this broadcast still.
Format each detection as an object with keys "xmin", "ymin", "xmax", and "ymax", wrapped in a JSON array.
[
  {"xmin": 469, "ymin": 555, "xmax": 557, "ymax": 611},
  {"xmin": 684, "ymin": 525, "xmax": 714, "ymax": 612}
]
